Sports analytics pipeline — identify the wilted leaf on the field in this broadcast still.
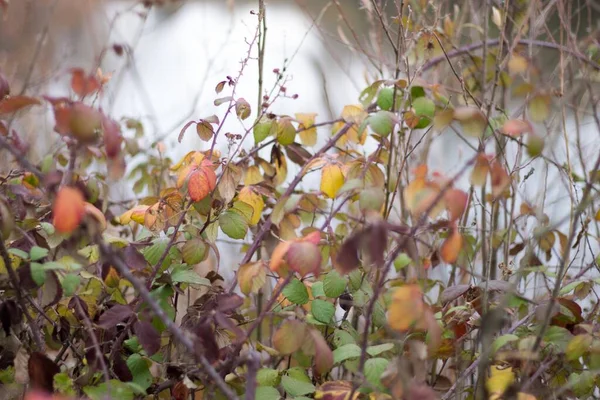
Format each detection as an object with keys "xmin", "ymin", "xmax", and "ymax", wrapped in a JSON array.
[
  {"xmin": 53, "ymin": 186, "xmax": 85, "ymax": 234},
  {"xmin": 335, "ymin": 233, "xmax": 362, "ymax": 274},
  {"xmin": 98, "ymin": 305, "xmax": 133, "ymax": 329},
  {"xmin": 238, "ymin": 261, "xmax": 267, "ymax": 295},
  {"xmin": 134, "ymin": 320, "xmax": 161, "ymax": 356},
  {"xmin": 314, "ymin": 381, "xmax": 358, "ymax": 400},
  {"xmin": 196, "ymin": 120, "xmax": 214, "ymax": 141},
  {"xmin": 236, "ymin": 98, "xmax": 251, "ymax": 120},
  {"xmin": 273, "ymin": 320, "xmax": 306, "ymax": 354}
]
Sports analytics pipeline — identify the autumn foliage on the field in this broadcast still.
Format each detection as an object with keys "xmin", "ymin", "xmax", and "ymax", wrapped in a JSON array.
[{"xmin": 1, "ymin": 1, "xmax": 600, "ymax": 400}]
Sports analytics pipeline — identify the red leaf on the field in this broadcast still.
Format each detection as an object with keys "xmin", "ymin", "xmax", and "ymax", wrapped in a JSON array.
[
  {"xmin": 286, "ymin": 240, "xmax": 322, "ymax": 278},
  {"xmin": 490, "ymin": 160, "xmax": 511, "ymax": 199},
  {"xmin": 335, "ymin": 233, "xmax": 363, "ymax": 274},
  {"xmin": 187, "ymin": 162, "xmax": 217, "ymax": 202},
  {"xmin": 52, "ymin": 186, "xmax": 85, "ymax": 233},
  {"xmin": 0, "ymin": 95, "xmax": 41, "ymax": 115},
  {"xmin": 102, "ymin": 115, "xmax": 123, "ymax": 158},
  {"xmin": 28, "ymin": 352, "xmax": 60, "ymax": 393},
  {"xmin": 98, "ymin": 304, "xmax": 134, "ymax": 329},
  {"xmin": 502, "ymin": 119, "xmax": 532, "ymax": 137},
  {"xmin": 70, "ymin": 68, "xmax": 101, "ymax": 97},
  {"xmin": 134, "ymin": 320, "xmax": 161, "ymax": 356}
]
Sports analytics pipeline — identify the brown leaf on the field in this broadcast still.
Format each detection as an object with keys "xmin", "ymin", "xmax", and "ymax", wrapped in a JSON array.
[
  {"xmin": 172, "ymin": 381, "xmax": 190, "ymax": 400},
  {"xmin": 40, "ymin": 271, "xmax": 62, "ymax": 308},
  {"xmin": 440, "ymin": 284, "xmax": 470, "ymax": 304},
  {"xmin": 309, "ymin": 329, "xmax": 333, "ymax": 375},
  {"xmin": 123, "ymin": 245, "xmax": 148, "ymax": 271},
  {"xmin": 113, "ymin": 353, "xmax": 133, "ymax": 382},
  {"xmin": 28, "ymin": 352, "xmax": 60, "ymax": 393},
  {"xmin": 366, "ymin": 223, "xmax": 388, "ymax": 266},
  {"xmin": 98, "ymin": 304, "xmax": 134, "ymax": 329},
  {"xmin": 314, "ymin": 381, "xmax": 359, "ymax": 400},
  {"xmin": 102, "ymin": 115, "xmax": 123, "ymax": 158},
  {"xmin": 0, "ymin": 95, "xmax": 41, "ymax": 115},
  {"xmin": 215, "ymin": 293, "xmax": 244, "ymax": 313},
  {"xmin": 335, "ymin": 232, "xmax": 363, "ymax": 274},
  {"xmin": 0, "ymin": 300, "xmax": 21, "ymax": 336},
  {"xmin": 68, "ymin": 296, "xmax": 89, "ymax": 320},
  {"xmin": 273, "ymin": 319, "xmax": 306, "ymax": 355},
  {"xmin": 0, "ymin": 71, "xmax": 9, "ymax": 98},
  {"xmin": 194, "ymin": 321, "xmax": 220, "ymax": 363},
  {"xmin": 134, "ymin": 320, "xmax": 161, "ymax": 356}
]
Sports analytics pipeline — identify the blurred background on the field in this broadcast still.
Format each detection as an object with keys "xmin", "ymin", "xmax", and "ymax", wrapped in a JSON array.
[{"xmin": 1, "ymin": 0, "xmax": 599, "ymax": 286}]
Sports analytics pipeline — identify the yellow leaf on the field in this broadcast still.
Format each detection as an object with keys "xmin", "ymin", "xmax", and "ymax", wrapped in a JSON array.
[
  {"xmin": 237, "ymin": 261, "xmax": 267, "ymax": 295},
  {"xmin": 486, "ymin": 365, "xmax": 515, "ymax": 397},
  {"xmin": 321, "ymin": 164, "xmax": 344, "ymax": 198},
  {"xmin": 170, "ymin": 151, "xmax": 204, "ymax": 172},
  {"xmin": 388, "ymin": 285, "xmax": 426, "ymax": 331},
  {"xmin": 244, "ymin": 165, "xmax": 263, "ymax": 185},
  {"xmin": 341, "ymin": 104, "xmax": 367, "ymax": 125},
  {"xmin": 238, "ymin": 186, "xmax": 264, "ymax": 226},
  {"xmin": 296, "ymin": 113, "xmax": 318, "ymax": 146}
]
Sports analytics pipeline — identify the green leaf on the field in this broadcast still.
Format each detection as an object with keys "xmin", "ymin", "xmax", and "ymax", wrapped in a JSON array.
[
  {"xmin": 311, "ymin": 299, "xmax": 335, "ymax": 324},
  {"xmin": 543, "ymin": 326, "xmax": 573, "ymax": 351},
  {"xmin": 333, "ymin": 343, "xmax": 361, "ymax": 364},
  {"xmin": 84, "ymin": 380, "xmax": 134, "ymax": 400},
  {"xmin": 323, "ymin": 270, "xmax": 347, "ymax": 298},
  {"xmin": 255, "ymin": 386, "xmax": 281, "ymax": 400},
  {"xmin": 413, "ymin": 97, "xmax": 435, "ymax": 118},
  {"xmin": 281, "ymin": 375, "xmax": 315, "ymax": 397},
  {"xmin": 364, "ymin": 358, "xmax": 389, "ymax": 391},
  {"xmin": 29, "ymin": 246, "xmax": 49, "ymax": 261},
  {"xmin": 283, "ymin": 278, "xmax": 309, "ymax": 305},
  {"xmin": 124, "ymin": 337, "xmax": 142, "ymax": 353},
  {"xmin": 367, "ymin": 111, "xmax": 395, "ymax": 137},
  {"xmin": 333, "ymin": 329, "xmax": 356, "ymax": 348},
  {"xmin": 30, "ymin": 262, "xmax": 46, "ymax": 286},
  {"xmin": 126, "ymin": 354, "xmax": 153, "ymax": 392},
  {"xmin": 366, "ymin": 343, "xmax": 394, "ymax": 356},
  {"xmin": 410, "ymin": 86, "xmax": 426, "ymax": 99},
  {"xmin": 61, "ymin": 274, "xmax": 80, "ymax": 297},
  {"xmin": 254, "ymin": 117, "xmax": 274, "ymax": 144},
  {"xmin": 8, "ymin": 248, "xmax": 28, "ymax": 260},
  {"xmin": 310, "ymin": 281, "xmax": 326, "ymax": 298},
  {"xmin": 170, "ymin": 264, "xmax": 211, "ymax": 286},
  {"xmin": 53, "ymin": 372, "xmax": 76, "ymax": 396},
  {"xmin": 376, "ymin": 87, "xmax": 394, "ymax": 110},
  {"xmin": 256, "ymin": 368, "xmax": 280, "ymax": 386},
  {"xmin": 491, "ymin": 334, "xmax": 519, "ymax": 355},
  {"xmin": 142, "ymin": 239, "xmax": 168, "ymax": 266},
  {"xmin": 181, "ymin": 238, "xmax": 208, "ymax": 264},
  {"xmin": 393, "ymin": 253, "xmax": 412, "ymax": 271},
  {"xmin": 566, "ymin": 334, "xmax": 592, "ymax": 361},
  {"xmin": 219, "ymin": 210, "xmax": 248, "ymax": 239}
]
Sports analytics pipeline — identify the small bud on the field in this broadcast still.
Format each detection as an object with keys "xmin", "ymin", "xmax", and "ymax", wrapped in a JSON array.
[{"xmin": 292, "ymin": 94, "xmax": 299, "ymax": 99}]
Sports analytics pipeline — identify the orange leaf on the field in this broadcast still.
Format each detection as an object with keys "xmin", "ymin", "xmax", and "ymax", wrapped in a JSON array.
[
  {"xmin": 388, "ymin": 285, "xmax": 426, "ymax": 331},
  {"xmin": 471, "ymin": 153, "xmax": 491, "ymax": 186},
  {"xmin": 187, "ymin": 163, "xmax": 217, "ymax": 202},
  {"xmin": 70, "ymin": 68, "xmax": 101, "ymax": 97},
  {"xmin": 52, "ymin": 187, "xmax": 85, "ymax": 233},
  {"xmin": 269, "ymin": 240, "xmax": 291, "ymax": 273},
  {"xmin": 84, "ymin": 202, "xmax": 107, "ymax": 231},
  {"xmin": 440, "ymin": 227, "xmax": 462, "ymax": 263},
  {"xmin": 0, "ymin": 95, "xmax": 41, "ymax": 115},
  {"xmin": 490, "ymin": 161, "xmax": 511, "ymax": 199},
  {"xmin": 444, "ymin": 189, "xmax": 468, "ymax": 221}
]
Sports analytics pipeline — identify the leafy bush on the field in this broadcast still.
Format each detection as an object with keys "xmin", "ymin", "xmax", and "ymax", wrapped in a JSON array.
[{"xmin": 1, "ymin": 1, "xmax": 600, "ymax": 399}]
